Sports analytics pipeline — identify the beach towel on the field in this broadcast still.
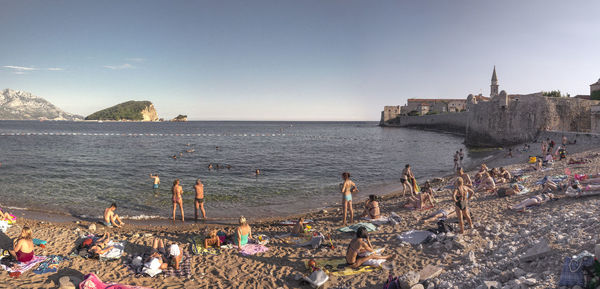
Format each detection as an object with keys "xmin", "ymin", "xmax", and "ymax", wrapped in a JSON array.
[
  {"xmin": 79, "ymin": 273, "xmax": 154, "ymax": 289},
  {"xmin": 235, "ymin": 244, "xmax": 269, "ymax": 256},
  {"xmin": 535, "ymin": 175, "xmax": 568, "ymax": 185},
  {"xmin": 566, "ymin": 186, "xmax": 600, "ymax": 197},
  {"xmin": 162, "ymin": 252, "xmax": 192, "ymax": 278},
  {"xmin": 397, "ymin": 230, "xmax": 436, "ymax": 245},
  {"xmin": 361, "ymin": 216, "xmax": 390, "ymax": 225},
  {"xmin": 0, "ymin": 255, "xmax": 47, "ymax": 273},
  {"xmin": 33, "ymin": 239, "xmax": 47, "ymax": 246},
  {"xmin": 189, "ymin": 235, "xmax": 220, "ymax": 255},
  {"xmin": 276, "ymin": 233, "xmax": 314, "ymax": 246},
  {"xmin": 337, "ymin": 222, "xmax": 377, "ymax": 233},
  {"xmin": 306, "ymin": 258, "xmax": 380, "ymax": 277},
  {"xmin": 33, "ymin": 255, "xmax": 68, "ymax": 274},
  {"xmin": 279, "ymin": 219, "xmax": 313, "ymax": 226},
  {"xmin": 123, "ymin": 255, "xmax": 161, "ymax": 277},
  {"xmin": 301, "ymin": 269, "xmax": 329, "ymax": 288},
  {"xmin": 101, "ymin": 241, "xmax": 125, "ymax": 260}
]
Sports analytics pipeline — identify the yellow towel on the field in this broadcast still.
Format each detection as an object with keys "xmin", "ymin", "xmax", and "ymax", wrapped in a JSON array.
[{"xmin": 305, "ymin": 258, "xmax": 380, "ymax": 277}]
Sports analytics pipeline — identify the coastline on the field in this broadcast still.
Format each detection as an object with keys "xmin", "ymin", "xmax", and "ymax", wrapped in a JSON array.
[{"xmin": 2, "ymin": 136, "xmax": 599, "ymax": 288}]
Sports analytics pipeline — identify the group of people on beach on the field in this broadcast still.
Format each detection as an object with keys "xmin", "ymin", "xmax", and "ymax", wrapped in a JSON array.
[{"xmin": 148, "ymin": 174, "xmax": 207, "ymax": 222}]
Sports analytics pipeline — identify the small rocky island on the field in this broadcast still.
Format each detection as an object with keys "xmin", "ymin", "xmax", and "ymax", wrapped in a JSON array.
[
  {"xmin": 85, "ymin": 101, "xmax": 158, "ymax": 121},
  {"xmin": 171, "ymin": 114, "xmax": 188, "ymax": 122}
]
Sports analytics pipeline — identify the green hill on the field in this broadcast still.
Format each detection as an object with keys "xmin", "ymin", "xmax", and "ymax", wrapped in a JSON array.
[{"xmin": 85, "ymin": 101, "xmax": 156, "ymax": 121}]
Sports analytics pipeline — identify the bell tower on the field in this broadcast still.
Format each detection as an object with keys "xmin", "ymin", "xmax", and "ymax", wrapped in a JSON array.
[{"xmin": 490, "ymin": 66, "xmax": 499, "ymax": 98}]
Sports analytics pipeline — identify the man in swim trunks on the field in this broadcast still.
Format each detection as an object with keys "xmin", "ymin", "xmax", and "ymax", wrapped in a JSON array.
[
  {"xmin": 104, "ymin": 203, "xmax": 124, "ymax": 228},
  {"xmin": 150, "ymin": 174, "xmax": 160, "ymax": 190},
  {"xmin": 194, "ymin": 179, "xmax": 206, "ymax": 221}
]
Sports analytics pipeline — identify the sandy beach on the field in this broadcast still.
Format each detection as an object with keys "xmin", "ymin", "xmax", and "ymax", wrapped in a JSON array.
[{"xmin": 1, "ymin": 144, "xmax": 599, "ymax": 289}]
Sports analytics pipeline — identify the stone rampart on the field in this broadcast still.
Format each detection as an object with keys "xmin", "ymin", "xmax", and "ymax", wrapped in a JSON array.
[{"xmin": 382, "ymin": 112, "xmax": 467, "ymax": 134}]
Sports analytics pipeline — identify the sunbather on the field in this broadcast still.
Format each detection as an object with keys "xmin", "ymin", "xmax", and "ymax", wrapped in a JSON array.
[
  {"xmin": 453, "ymin": 178, "xmax": 474, "ymax": 234},
  {"xmin": 474, "ymin": 164, "xmax": 489, "ymax": 183},
  {"xmin": 360, "ymin": 195, "xmax": 381, "ymax": 219},
  {"xmin": 477, "ymin": 171, "xmax": 496, "ymax": 194},
  {"xmin": 509, "ymin": 193, "xmax": 554, "ymax": 212},
  {"xmin": 540, "ymin": 177, "xmax": 568, "ymax": 193},
  {"xmin": 491, "ymin": 168, "xmax": 508, "ymax": 184},
  {"xmin": 236, "ymin": 216, "xmax": 253, "ymax": 252},
  {"xmin": 403, "ymin": 188, "xmax": 434, "ymax": 210},
  {"xmin": 88, "ymin": 232, "xmax": 115, "ymax": 258},
  {"xmin": 568, "ymin": 158, "xmax": 590, "ymax": 165},
  {"xmin": 9, "ymin": 227, "xmax": 34, "ymax": 262},
  {"xmin": 0, "ymin": 206, "xmax": 13, "ymax": 222},
  {"xmin": 345, "ymin": 227, "xmax": 394, "ymax": 269},
  {"xmin": 103, "ymin": 203, "xmax": 124, "ymax": 228},
  {"xmin": 500, "ymin": 167, "xmax": 512, "ymax": 181},
  {"xmin": 204, "ymin": 229, "xmax": 221, "ymax": 248},
  {"xmin": 145, "ymin": 238, "xmax": 182, "ymax": 270},
  {"xmin": 291, "ymin": 217, "xmax": 308, "ymax": 236},
  {"xmin": 457, "ymin": 167, "xmax": 472, "ymax": 188},
  {"xmin": 496, "ymin": 184, "xmax": 521, "ymax": 197},
  {"xmin": 421, "ymin": 207, "xmax": 456, "ymax": 224}
]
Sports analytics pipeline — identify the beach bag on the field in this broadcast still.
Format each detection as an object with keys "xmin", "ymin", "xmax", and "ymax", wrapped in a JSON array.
[
  {"xmin": 558, "ymin": 256, "xmax": 586, "ymax": 287},
  {"xmin": 302, "ymin": 269, "xmax": 329, "ymax": 288},
  {"xmin": 382, "ymin": 274, "xmax": 401, "ymax": 289},
  {"xmin": 80, "ymin": 273, "xmax": 107, "ymax": 289},
  {"xmin": 437, "ymin": 219, "xmax": 454, "ymax": 234}
]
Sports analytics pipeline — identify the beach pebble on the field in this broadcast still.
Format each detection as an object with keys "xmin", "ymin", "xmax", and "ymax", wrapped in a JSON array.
[
  {"xmin": 398, "ymin": 271, "xmax": 420, "ymax": 289},
  {"xmin": 513, "ymin": 267, "xmax": 526, "ymax": 278},
  {"xmin": 409, "ymin": 284, "xmax": 424, "ymax": 289}
]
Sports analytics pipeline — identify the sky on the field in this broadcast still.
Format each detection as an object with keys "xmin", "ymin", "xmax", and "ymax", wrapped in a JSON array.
[{"xmin": 1, "ymin": 0, "xmax": 600, "ymax": 121}]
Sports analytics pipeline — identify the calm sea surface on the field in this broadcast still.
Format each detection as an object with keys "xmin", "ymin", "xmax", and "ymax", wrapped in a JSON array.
[{"xmin": 0, "ymin": 121, "xmax": 483, "ymax": 220}]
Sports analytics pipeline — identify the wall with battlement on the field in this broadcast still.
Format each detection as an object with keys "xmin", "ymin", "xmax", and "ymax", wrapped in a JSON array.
[{"xmin": 383, "ymin": 112, "xmax": 468, "ymax": 133}]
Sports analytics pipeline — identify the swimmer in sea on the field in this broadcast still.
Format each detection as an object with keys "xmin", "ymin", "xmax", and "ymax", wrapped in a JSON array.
[
  {"xmin": 255, "ymin": 169, "xmax": 260, "ymax": 176},
  {"xmin": 172, "ymin": 179, "xmax": 184, "ymax": 223},
  {"xmin": 208, "ymin": 163, "xmax": 213, "ymax": 170},
  {"xmin": 172, "ymin": 155, "xmax": 177, "ymax": 160},
  {"xmin": 150, "ymin": 174, "xmax": 160, "ymax": 190},
  {"xmin": 226, "ymin": 165, "xmax": 231, "ymax": 170},
  {"xmin": 194, "ymin": 179, "xmax": 206, "ymax": 221}
]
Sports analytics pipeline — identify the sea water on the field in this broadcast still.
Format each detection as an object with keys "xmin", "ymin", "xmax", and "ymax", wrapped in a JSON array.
[{"xmin": 0, "ymin": 120, "xmax": 482, "ymax": 220}]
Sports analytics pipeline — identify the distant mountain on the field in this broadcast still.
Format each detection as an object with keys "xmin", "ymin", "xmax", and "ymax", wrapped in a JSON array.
[
  {"xmin": 0, "ymin": 88, "xmax": 83, "ymax": 120},
  {"xmin": 85, "ymin": 101, "xmax": 158, "ymax": 121}
]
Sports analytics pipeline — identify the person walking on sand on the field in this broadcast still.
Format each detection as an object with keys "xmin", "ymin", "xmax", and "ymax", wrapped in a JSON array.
[
  {"xmin": 194, "ymin": 179, "xmax": 206, "ymax": 221},
  {"xmin": 453, "ymin": 178, "xmax": 474, "ymax": 234},
  {"xmin": 401, "ymin": 164, "xmax": 414, "ymax": 196},
  {"xmin": 103, "ymin": 203, "xmax": 125, "ymax": 227},
  {"xmin": 172, "ymin": 179, "xmax": 184, "ymax": 223},
  {"xmin": 340, "ymin": 172, "xmax": 358, "ymax": 226},
  {"xmin": 150, "ymin": 174, "xmax": 160, "ymax": 190},
  {"xmin": 459, "ymin": 148, "xmax": 464, "ymax": 167}
]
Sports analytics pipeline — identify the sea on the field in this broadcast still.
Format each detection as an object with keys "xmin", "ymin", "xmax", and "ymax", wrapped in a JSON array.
[{"xmin": 0, "ymin": 121, "xmax": 489, "ymax": 222}]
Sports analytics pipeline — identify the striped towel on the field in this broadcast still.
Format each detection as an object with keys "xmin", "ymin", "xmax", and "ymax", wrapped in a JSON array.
[{"xmin": 163, "ymin": 252, "xmax": 191, "ymax": 278}]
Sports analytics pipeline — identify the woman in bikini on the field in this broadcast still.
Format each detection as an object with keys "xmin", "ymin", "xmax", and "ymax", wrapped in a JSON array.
[
  {"xmin": 236, "ymin": 216, "xmax": 252, "ymax": 252},
  {"xmin": 453, "ymin": 177, "xmax": 474, "ymax": 234},
  {"xmin": 509, "ymin": 193, "xmax": 554, "ymax": 211},
  {"xmin": 87, "ymin": 232, "xmax": 115, "ymax": 258},
  {"xmin": 474, "ymin": 164, "xmax": 489, "ymax": 183},
  {"xmin": 360, "ymin": 195, "xmax": 380, "ymax": 219},
  {"xmin": 421, "ymin": 207, "xmax": 457, "ymax": 224},
  {"xmin": 172, "ymin": 179, "xmax": 184, "ymax": 223},
  {"xmin": 477, "ymin": 171, "xmax": 496, "ymax": 194},
  {"xmin": 340, "ymin": 172, "xmax": 358, "ymax": 226},
  {"xmin": 9, "ymin": 227, "xmax": 34, "ymax": 263},
  {"xmin": 400, "ymin": 164, "xmax": 413, "ymax": 196},
  {"xmin": 345, "ymin": 227, "xmax": 394, "ymax": 269}
]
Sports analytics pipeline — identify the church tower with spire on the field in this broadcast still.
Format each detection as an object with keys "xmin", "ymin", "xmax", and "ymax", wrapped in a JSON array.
[{"xmin": 490, "ymin": 66, "xmax": 499, "ymax": 98}]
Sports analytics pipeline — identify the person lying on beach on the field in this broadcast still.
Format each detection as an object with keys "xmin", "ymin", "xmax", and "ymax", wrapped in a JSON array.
[
  {"xmin": 145, "ymin": 238, "xmax": 182, "ymax": 270},
  {"xmin": 340, "ymin": 172, "xmax": 358, "ymax": 225},
  {"xmin": 404, "ymin": 184, "xmax": 435, "ymax": 210},
  {"xmin": 421, "ymin": 207, "xmax": 456, "ymax": 224},
  {"xmin": 540, "ymin": 177, "xmax": 568, "ymax": 193},
  {"xmin": 345, "ymin": 227, "xmax": 394, "ymax": 269},
  {"xmin": 9, "ymin": 227, "xmax": 34, "ymax": 263},
  {"xmin": 491, "ymin": 168, "xmax": 507, "ymax": 184},
  {"xmin": 453, "ymin": 178, "xmax": 474, "ymax": 234},
  {"xmin": 237, "ymin": 216, "xmax": 253, "ymax": 252},
  {"xmin": 568, "ymin": 158, "xmax": 590, "ymax": 165},
  {"xmin": 291, "ymin": 217, "xmax": 308, "ymax": 236},
  {"xmin": 509, "ymin": 193, "xmax": 554, "ymax": 212},
  {"xmin": 496, "ymin": 184, "xmax": 521, "ymax": 197},
  {"xmin": 204, "ymin": 230, "xmax": 221, "ymax": 248},
  {"xmin": 457, "ymin": 167, "xmax": 473, "ymax": 188},
  {"xmin": 476, "ymin": 171, "xmax": 496, "ymax": 194},
  {"xmin": 360, "ymin": 195, "xmax": 380, "ymax": 219},
  {"xmin": 88, "ymin": 232, "xmax": 115, "ymax": 259},
  {"xmin": 104, "ymin": 203, "xmax": 125, "ymax": 228},
  {"xmin": 0, "ymin": 206, "xmax": 13, "ymax": 222}
]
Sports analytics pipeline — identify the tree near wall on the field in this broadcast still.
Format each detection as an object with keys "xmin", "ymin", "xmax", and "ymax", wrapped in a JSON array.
[{"xmin": 542, "ymin": 90, "xmax": 563, "ymax": 98}]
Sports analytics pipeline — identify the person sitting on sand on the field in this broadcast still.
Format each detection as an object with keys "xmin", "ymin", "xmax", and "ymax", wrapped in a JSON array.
[
  {"xmin": 453, "ymin": 178, "xmax": 474, "ymax": 234},
  {"xmin": 172, "ymin": 179, "xmax": 184, "ymax": 223},
  {"xmin": 544, "ymin": 152, "xmax": 554, "ymax": 166},
  {"xmin": 491, "ymin": 168, "xmax": 507, "ymax": 184},
  {"xmin": 204, "ymin": 229, "xmax": 221, "ymax": 248},
  {"xmin": 87, "ymin": 232, "xmax": 115, "ymax": 259},
  {"xmin": 477, "ymin": 171, "xmax": 496, "ymax": 193},
  {"xmin": 0, "ymin": 206, "xmax": 14, "ymax": 222},
  {"xmin": 345, "ymin": 227, "xmax": 394, "ymax": 269},
  {"xmin": 360, "ymin": 195, "xmax": 380, "ymax": 219},
  {"xmin": 9, "ymin": 227, "xmax": 34, "ymax": 263},
  {"xmin": 149, "ymin": 174, "xmax": 160, "ymax": 190},
  {"xmin": 421, "ymin": 207, "xmax": 457, "ymax": 224},
  {"xmin": 145, "ymin": 238, "xmax": 182, "ymax": 270},
  {"xmin": 474, "ymin": 164, "xmax": 489, "ymax": 183},
  {"xmin": 509, "ymin": 193, "xmax": 554, "ymax": 212},
  {"xmin": 104, "ymin": 203, "xmax": 125, "ymax": 228},
  {"xmin": 500, "ymin": 167, "xmax": 512, "ymax": 181},
  {"xmin": 340, "ymin": 172, "xmax": 358, "ymax": 225},
  {"xmin": 236, "ymin": 216, "xmax": 253, "ymax": 252},
  {"xmin": 526, "ymin": 158, "xmax": 543, "ymax": 171},
  {"xmin": 403, "ymin": 184, "xmax": 434, "ymax": 210},
  {"xmin": 496, "ymin": 184, "xmax": 521, "ymax": 197},
  {"xmin": 457, "ymin": 167, "xmax": 473, "ymax": 188},
  {"xmin": 291, "ymin": 217, "xmax": 308, "ymax": 236},
  {"xmin": 194, "ymin": 179, "xmax": 206, "ymax": 221}
]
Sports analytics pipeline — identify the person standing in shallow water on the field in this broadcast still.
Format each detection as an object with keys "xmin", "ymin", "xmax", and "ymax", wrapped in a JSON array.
[
  {"xmin": 150, "ymin": 174, "xmax": 160, "ymax": 193},
  {"xmin": 172, "ymin": 179, "xmax": 184, "ymax": 223},
  {"xmin": 340, "ymin": 172, "xmax": 358, "ymax": 225},
  {"xmin": 194, "ymin": 179, "xmax": 206, "ymax": 221},
  {"xmin": 400, "ymin": 164, "xmax": 413, "ymax": 196}
]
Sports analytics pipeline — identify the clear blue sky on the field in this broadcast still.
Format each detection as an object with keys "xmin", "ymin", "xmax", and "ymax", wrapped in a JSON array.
[{"xmin": 1, "ymin": 0, "xmax": 599, "ymax": 120}]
